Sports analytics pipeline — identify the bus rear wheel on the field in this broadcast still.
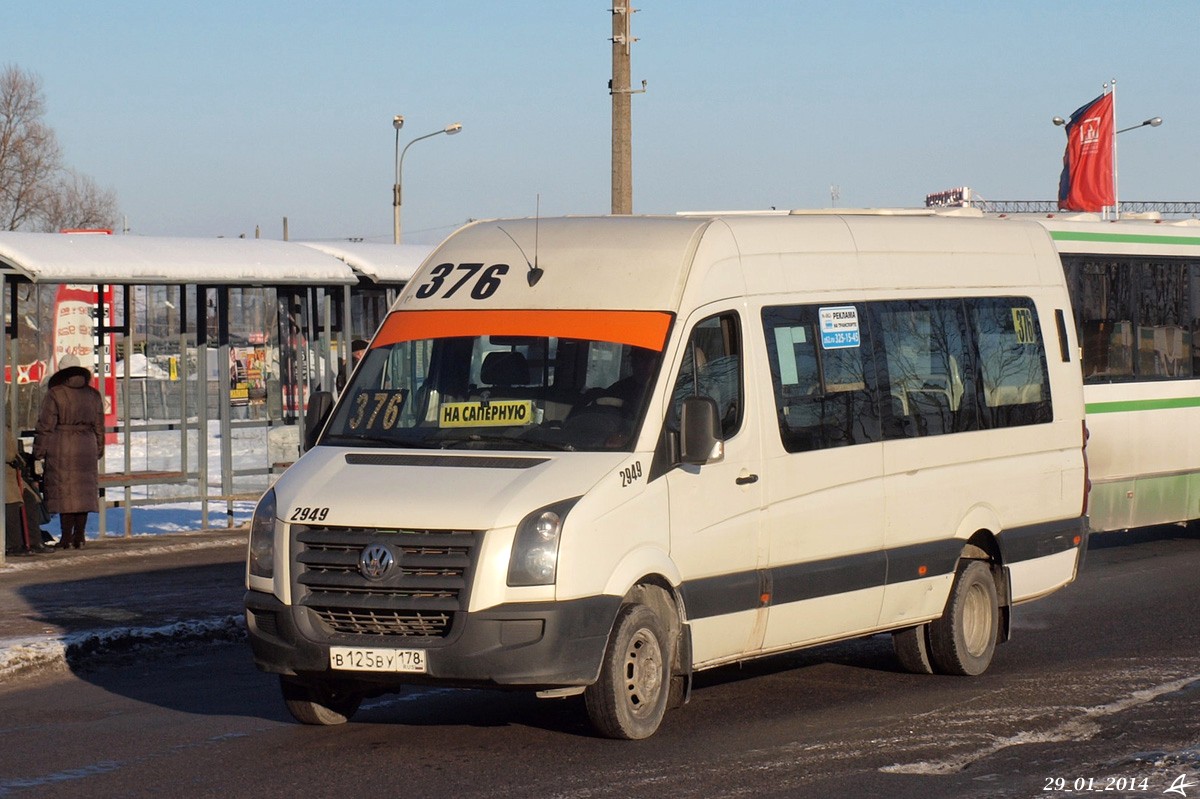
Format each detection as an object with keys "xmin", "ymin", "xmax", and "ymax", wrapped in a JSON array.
[
  {"xmin": 892, "ymin": 624, "xmax": 934, "ymax": 674},
  {"xmin": 929, "ymin": 560, "xmax": 999, "ymax": 676}
]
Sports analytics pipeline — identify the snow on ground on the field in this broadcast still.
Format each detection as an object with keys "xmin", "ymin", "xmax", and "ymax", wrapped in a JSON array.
[
  {"xmin": 92, "ymin": 500, "xmax": 257, "ymax": 538},
  {"xmin": 113, "ymin": 353, "xmax": 172, "ymax": 379},
  {"xmin": 77, "ymin": 419, "xmax": 273, "ymax": 538},
  {"xmin": 0, "ymin": 615, "xmax": 245, "ymax": 680}
]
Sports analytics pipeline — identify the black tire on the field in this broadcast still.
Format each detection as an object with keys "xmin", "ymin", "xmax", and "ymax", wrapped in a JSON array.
[
  {"xmin": 892, "ymin": 624, "xmax": 934, "ymax": 674},
  {"xmin": 584, "ymin": 603, "xmax": 672, "ymax": 740},
  {"xmin": 280, "ymin": 675, "xmax": 362, "ymax": 725},
  {"xmin": 928, "ymin": 560, "xmax": 999, "ymax": 676}
]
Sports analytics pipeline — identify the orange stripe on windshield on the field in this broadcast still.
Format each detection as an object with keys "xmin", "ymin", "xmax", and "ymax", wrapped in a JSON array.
[{"xmin": 374, "ymin": 309, "xmax": 673, "ymax": 351}]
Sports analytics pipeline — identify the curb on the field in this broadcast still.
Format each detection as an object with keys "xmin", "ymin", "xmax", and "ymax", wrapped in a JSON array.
[
  {"xmin": 0, "ymin": 614, "xmax": 246, "ymax": 682},
  {"xmin": 0, "ymin": 531, "xmax": 248, "ymax": 573}
]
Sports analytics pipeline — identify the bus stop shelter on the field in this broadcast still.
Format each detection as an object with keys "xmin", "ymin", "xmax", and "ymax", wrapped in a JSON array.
[{"xmin": 0, "ymin": 231, "xmax": 429, "ymax": 564}]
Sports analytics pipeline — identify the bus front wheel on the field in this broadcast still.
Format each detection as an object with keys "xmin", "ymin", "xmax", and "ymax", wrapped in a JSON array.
[{"xmin": 584, "ymin": 602, "xmax": 672, "ymax": 740}]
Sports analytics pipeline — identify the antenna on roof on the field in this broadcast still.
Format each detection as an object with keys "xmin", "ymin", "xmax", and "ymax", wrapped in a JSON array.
[
  {"xmin": 533, "ymin": 194, "xmax": 541, "ymax": 285},
  {"xmin": 497, "ymin": 196, "xmax": 544, "ymax": 287}
]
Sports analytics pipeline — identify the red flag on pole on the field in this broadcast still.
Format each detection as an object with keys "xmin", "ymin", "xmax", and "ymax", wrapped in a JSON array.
[{"xmin": 1057, "ymin": 92, "xmax": 1115, "ymax": 211}]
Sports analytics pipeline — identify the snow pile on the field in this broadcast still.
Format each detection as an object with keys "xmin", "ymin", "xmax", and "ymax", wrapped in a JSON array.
[
  {"xmin": 0, "ymin": 614, "xmax": 245, "ymax": 680},
  {"xmin": 113, "ymin": 353, "xmax": 172, "ymax": 378}
]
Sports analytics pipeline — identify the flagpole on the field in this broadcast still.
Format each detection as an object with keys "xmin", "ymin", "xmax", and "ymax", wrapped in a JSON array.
[{"xmin": 1110, "ymin": 78, "xmax": 1119, "ymax": 220}]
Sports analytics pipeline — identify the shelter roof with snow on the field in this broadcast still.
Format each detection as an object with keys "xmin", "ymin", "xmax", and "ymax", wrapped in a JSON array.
[{"xmin": 0, "ymin": 232, "xmax": 432, "ymax": 286}]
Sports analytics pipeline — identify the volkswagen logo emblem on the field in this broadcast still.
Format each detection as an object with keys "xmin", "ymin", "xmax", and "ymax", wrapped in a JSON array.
[{"xmin": 358, "ymin": 543, "xmax": 395, "ymax": 580}]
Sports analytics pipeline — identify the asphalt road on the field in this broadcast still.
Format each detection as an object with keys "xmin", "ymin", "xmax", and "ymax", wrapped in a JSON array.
[{"xmin": 3, "ymin": 530, "xmax": 1200, "ymax": 799}]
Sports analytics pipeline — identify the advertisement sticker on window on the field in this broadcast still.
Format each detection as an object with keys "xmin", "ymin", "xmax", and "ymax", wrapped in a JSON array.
[{"xmin": 819, "ymin": 306, "xmax": 861, "ymax": 349}]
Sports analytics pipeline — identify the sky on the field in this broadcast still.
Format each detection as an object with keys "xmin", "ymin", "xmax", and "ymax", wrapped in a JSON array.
[{"xmin": 2, "ymin": 2, "xmax": 1196, "ymax": 245}]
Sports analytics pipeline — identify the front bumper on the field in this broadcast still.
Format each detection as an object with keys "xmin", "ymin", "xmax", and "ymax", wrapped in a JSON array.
[{"xmin": 244, "ymin": 590, "xmax": 621, "ymax": 689}]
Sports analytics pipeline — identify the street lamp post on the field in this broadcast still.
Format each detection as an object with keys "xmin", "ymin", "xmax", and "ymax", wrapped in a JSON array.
[
  {"xmin": 1112, "ymin": 113, "xmax": 1162, "ymax": 220},
  {"xmin": 392, "ymin": 120, "xmax": 463, "ymax": 244},
  {"xmin": 392, "ymin": 115, "xmax": 405, "ymax": 245},
  {"xmin": 1115, "ymin": 117, "xmax": 1163, "ymax": 135}
]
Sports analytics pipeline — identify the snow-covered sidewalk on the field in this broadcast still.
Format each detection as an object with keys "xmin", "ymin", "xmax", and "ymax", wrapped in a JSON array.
[{"xmin": 0, "ymin": 529, "xmax": 247, "ymax": 680}]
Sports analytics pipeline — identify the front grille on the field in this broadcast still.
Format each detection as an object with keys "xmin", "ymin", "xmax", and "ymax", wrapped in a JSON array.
[
  {"xmin": 312, "ymin": 607, "xmax": 451, "ymax": 637},
  {"xmin": 293, "ymin": 525, "xmax": 480, "ymax": 638}
]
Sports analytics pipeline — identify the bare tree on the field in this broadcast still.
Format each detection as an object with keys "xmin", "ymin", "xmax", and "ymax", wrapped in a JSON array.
[
  {"xmin": 40, "ymin": 169, "xmax": 119, "ymax": 232},
  {"xmin": 0, "ymin": 65, "xmax": 118, "ymax": 232}
]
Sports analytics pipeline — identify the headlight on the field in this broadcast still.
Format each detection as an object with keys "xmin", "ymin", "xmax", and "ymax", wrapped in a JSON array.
[
  {"xmin": 248, "ymin": 488, "xmax": 277, "ymax": 579},
  {"xmin": 507, "ymin": 497, "xmax": 580, "ymax": 587}
]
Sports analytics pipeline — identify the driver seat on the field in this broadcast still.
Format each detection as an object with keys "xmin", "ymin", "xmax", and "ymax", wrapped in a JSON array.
[{"xmin": 481, "ymin": 351, "xmax": 529, "ymax": 387}]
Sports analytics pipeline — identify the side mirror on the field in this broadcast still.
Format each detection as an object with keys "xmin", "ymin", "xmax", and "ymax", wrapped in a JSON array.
[
  {"xmin": 303, "ymin": 391, "xmax": 335, "ymax": 451},
  {"xmin": 679, "ymin": 395, "xmax": 724, "ymax": 465}
]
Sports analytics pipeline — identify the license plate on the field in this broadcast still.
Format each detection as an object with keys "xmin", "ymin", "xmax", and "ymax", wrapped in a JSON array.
[{"xmin": 329, "ymin": 646, "xmax": 427, "ymax": 673}]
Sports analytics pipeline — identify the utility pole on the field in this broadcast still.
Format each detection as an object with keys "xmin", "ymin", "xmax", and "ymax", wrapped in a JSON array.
[{"xmin": 610, "ymin": 2, "xmax": 645, "ymax": 215}]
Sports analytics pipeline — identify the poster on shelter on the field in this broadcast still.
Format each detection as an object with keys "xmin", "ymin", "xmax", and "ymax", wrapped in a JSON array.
[
  {"xmin": 230, "ymin": 344, "xmax": 267, "ymax": 406},
  {"xmin": 52, "ymin": 284, "xmax": 118, "ymax": 434}
]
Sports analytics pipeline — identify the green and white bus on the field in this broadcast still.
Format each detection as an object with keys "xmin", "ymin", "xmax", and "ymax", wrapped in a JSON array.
[{"xmin": 1028, "ymin": 215, "xmax": 1200, "ymax": 532}]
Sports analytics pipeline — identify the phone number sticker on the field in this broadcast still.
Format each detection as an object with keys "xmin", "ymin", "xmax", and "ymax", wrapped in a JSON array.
[{"xmin": 819, "ymin": 305, "xmax": 861, "ymax": 350}]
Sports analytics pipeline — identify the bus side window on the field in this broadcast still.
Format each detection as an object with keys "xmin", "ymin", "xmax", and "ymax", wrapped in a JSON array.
[
  {"xmin": 971, "ymin": 297, "xmax": 1053, "ymax": 428},
  {"xmin": 1069, "ymin": 260, "xmax": 1135, "ymax": 380},
  {"xmin": 873, "ymin": 300, "xmax": 976, "ymax": 438},
  {"xmin": 761, "ymin": 304, "xmax": 880, "ymax": 452}
]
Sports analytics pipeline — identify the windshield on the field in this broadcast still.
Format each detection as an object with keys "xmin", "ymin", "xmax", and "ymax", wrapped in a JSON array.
[{"xmin": 323, "ymin": 309, "xmax": 672, "ymax": 452}]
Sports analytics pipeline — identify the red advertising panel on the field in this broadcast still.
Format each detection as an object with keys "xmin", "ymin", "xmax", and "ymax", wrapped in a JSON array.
[{"xmin": 52, "ymin": 284, "xmax": 118, "ymax": 441}]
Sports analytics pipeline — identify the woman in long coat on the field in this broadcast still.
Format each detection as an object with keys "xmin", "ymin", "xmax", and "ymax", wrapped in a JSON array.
[{"xmin": 33, "ymin": 361, "xmax": 105, "ymax": 549}]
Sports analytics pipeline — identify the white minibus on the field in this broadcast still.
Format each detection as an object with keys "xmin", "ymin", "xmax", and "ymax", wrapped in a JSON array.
[{"xmin": 245, "ymin": 212, "xmax": 1088, "ymax": 739}]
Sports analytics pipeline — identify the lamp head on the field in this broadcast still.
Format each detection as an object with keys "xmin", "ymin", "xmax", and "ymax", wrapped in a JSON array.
[
  {"xmin": 393, "ymin": 115, "xmax": 405, "ymax": 131},
  {"xmin": 1147, "ymin": 117, "xmax": 1163, "ymax": 127},
  {"xmin": 1052, "ymin": 116, "xmax": 1067, "ymax": 127},
  {"xmin": 445, "ymin": 122, "xmax": 463, "ymax": 135}
]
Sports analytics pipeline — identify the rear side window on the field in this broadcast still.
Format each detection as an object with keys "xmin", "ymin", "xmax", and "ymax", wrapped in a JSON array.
[{"xmin": 970, "ymin": 298, "xmax": 1053, "ymax": 427}]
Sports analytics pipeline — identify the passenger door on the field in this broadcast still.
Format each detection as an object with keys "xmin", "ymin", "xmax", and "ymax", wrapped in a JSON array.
[
  {"xmin": 757, "ymin": 302, "xmax": 887, "ymax": 649},
  {"xmin": 666, "ymin": 309, "xmax": 768, "ymax": 666}
]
